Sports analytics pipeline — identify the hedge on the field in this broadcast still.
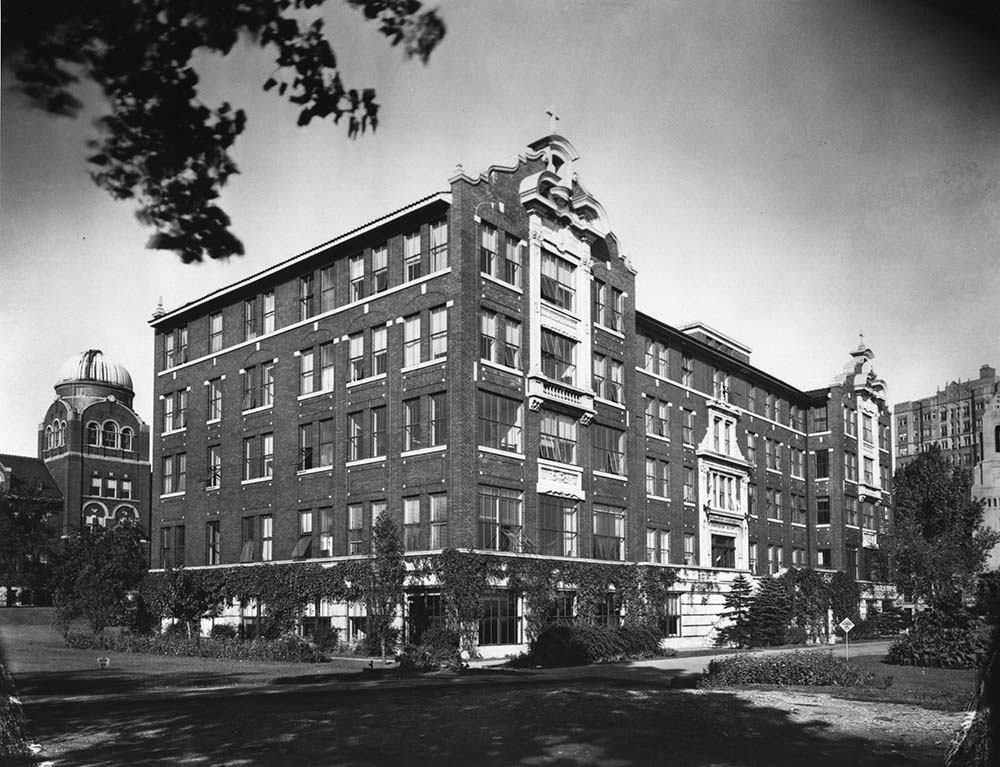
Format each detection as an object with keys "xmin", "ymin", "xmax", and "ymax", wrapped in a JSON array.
[
  {"xmin": 65, "ymin": 630, "xmax": 328, "ymax": 663},
  {"xmin": 699, "ymin": 651, "xmax": 876, "ymax": 687}
]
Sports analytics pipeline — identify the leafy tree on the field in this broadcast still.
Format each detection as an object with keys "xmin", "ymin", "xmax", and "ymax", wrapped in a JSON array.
[
  {"xmin": 50, "ymin": 520, "xmax": 148, "ymax": 636},
  {"xmin": 829, "ymin": 570, "xmax": 861, "ymax": 623},
  {"xmin": 714, "ymin": 574, "xmax": 754, "ymax": 648},
  {"xmin": 4, "ymin": 0, "xmax": 446, "ymax": 263},
  {"xmin": 889, "ymin": 446, "xmax": 1000, "ymax": 606},
  {"xmin": 365, "ymin": 510, "xmax": 405, "ymax": 660},
  {"xmin": 148, "ymin": 567, "xmax": 223, "ymax": 640},
  {"xmin": 784, "ymin": 568, "xmax": 831, "ymax": 643},
  {"xmin": 747, "ymin": 576, "xmax": 792, "ymax": 647},
  {"xmin": 0, "ymin": 485, "xmax": 61, "ymax": 606}
]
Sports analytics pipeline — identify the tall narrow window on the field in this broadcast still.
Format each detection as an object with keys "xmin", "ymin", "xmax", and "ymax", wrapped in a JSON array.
[
  {"xmin": 348, "ymin": 504, "xmax": 364, "ymax": 555},
  {"xmin": 209, "ymin": 312, "xmax": 223, "ymax": 353},
  {"xmin": 403, "ymin": 398, "xmax": 422, "ymax": 451},
  {"xmin": 403, "ymin": 233, "xmax": 421, "ymax": 281},
  {"xmin": 293, "ymin": 510, "xmax": 313, "ymax": 559},
  {"xmin": 348, "ymin": 333, "xmax": 364, "ymax": 381},
  {"xmin": 479, "ymin": 223, "xmax": 497, "ymax": 276},
  {"xmin": 430, "ymin": 393, "xmax": 448, "ymax": 446},
  {"xmin": 300, "ymin": 349, "xmax": 315, "ymax": 395},
  {"xmin": 592, "ymin": 281, "xmax": 606, "ymax": 326},
  {"xmin": 208, "ymin": 378, "xmax": 222, "ymax": 421},
  {"xmin": 206, "ymin": 521, "xmax": 220, "ymax": 565},
  {"xmin": 681, "ymin": 355, "xmax": 693, "ymax": 387},
  {"xmin": 207, "ymin": 445, "xmax": 221, "ymax": 488},
  {"xmin": 593, "ymin": 354, "xmax": 607, "ymax": 399},
  {"xmin": 477, "ymin": 486, "xmax": 522, "ymax": 551},
  {"xmin": 682, "ymin": 409, "xmax": 694, "ymax": 444},
  {"xmin": 429, "ymin": 494, "xmax": 448, "ymax": 549},
  {"xmin": 261, "ymin": 361, "xmax": 274, "ymax": 407},
  {"xmin": 320, "ymin": 342, "xmax": 335, "ymax": 390},
  {"xmin": 371, "ymin": 406, "xmax": 386, "ymax": 458},
  {"xmin": 319, "ymin": 419, "xmax": 334, "ymax": 467},
  {"xmin": 404, "ymin": 497, "xmax": 421, "ymax": 551},
  {"xmin": 173, "ymin": 525, "xmax": 186, "ymax": 567},
  {"xmin": 319, "ymin": 508, "xmax": 333, "ymax": 557},
  {"xmin": 646, "ymin": 528, "xmax": 670, "ymax": 564},
  {"xmin": 320, "ymin": 265, "xmax": 336, "ymax": 312},
  {"xmin": 503, "ymin": 319, "xmax": 521, "ymax": 368},
  {"xmin": 592, "ymin": 424, "xmax": 626, "ymax": 474},
  {"xmin": 262, "ymin": 434, "xmax": 274, "ymax": 478},
  {"xmin": 371, "ymin": 327, "xmax": 387, "ymax": 376},
  {"xmin": 429, "ymin": 220, "xmax": 448, "ymax": 271},
  {"xmin": 349, "ymin": 254, "xmax": 365, "ymax": 301},
  {"xmin": 372, "ymin": 243, "xmax": 389, "ymax": 291},
  {"xmin": 480, "ymin": 310, "xmax": 497, "ymax": 362},
  {"xmin": 244, "ymin": 297, "xmax": 258, "ymax": 340},
  {"xmin": 403, "ymin": 315, "xmax": 421, "ymax": 367},
  {"xmin": 503, "ymin": 235, "xmax": 522, "ymax": 287},
  {"xmin": 299, "ymin": 273, "xmax": 315, "ymax": 321},
  {"xmin": 240, "ymin": 517, "xmax": 257, "ymax": 562},
  {"xmin": 262, "ymin": 291, "xmax": 275, "ymax": 334},
  {"xmin": 430, "ymin": 306, "xmax": 448, "ymax": 358},
  {"xmin": 261, "ymin": 515, "xmax": 273, "ymax": 562},
  {"xmin": 817, "ymin": 497, "xmax": 831, "ymax": 525},
  {"xmin": 299, "ymin": 423, "xmax": 314, "ymax": 470},
  {"xmin": 348, "ymin": 412, "xmax": 363, "ymax": 461},
  {"xmin": 592, "ymin": 505, "xmax": 625, "ymax": 560},
  {"xmin": 540, "ymin": 329, "xmax": 576, "ymax": 384}
]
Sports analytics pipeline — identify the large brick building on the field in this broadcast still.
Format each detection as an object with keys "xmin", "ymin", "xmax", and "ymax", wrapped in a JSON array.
[{"xmin": 149, "ymin": 134, "xmax": 893, "ymax": 650}]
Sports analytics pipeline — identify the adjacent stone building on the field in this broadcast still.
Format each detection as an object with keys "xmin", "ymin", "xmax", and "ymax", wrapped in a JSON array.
[{"xmin": 149, "ymin": 133, "xmax": 894, "ymax": 651}]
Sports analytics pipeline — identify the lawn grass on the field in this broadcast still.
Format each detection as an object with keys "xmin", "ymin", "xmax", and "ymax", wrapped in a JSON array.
[{"xmin": 828, "ymin": 654, "xmax": 978, "ymax": 711}]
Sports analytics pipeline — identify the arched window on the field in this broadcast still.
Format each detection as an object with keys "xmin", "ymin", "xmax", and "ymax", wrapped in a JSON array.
[
  {"xmin": 45, "ymin": 426, "xmax": 53, "ymax": 450},
  {"xmin": 102, "ymin": 421, "xmax": 118, "ymax": 448},
  {"xmin": 120, "ymin": 428, "xmax": 134, "ymax": 452},
  {"xmin": 59, "ymin": 421, "xmax": 67, "ymax": 446},
  {"xmin": 86, "ymin": 422, "xmax": 100, "ymax": 446},
  {"xmin": 114, "ymin": 506, "xmax": 138, "ymax": 527},
  {"xmin": 83, "ymin": 503, "xmax": 110, "ymax": 529}
]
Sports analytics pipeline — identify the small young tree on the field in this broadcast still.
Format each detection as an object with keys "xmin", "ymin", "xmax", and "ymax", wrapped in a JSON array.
[
  {"xmin": 890, "ymin": 446, "xmax": 1000, "ymax": 607},
  {"xmin": 51, "ymin": 520, "xmax": 147, "ymax": 637},
  {"xmin": 714, "ymin": 574, "xmax": 754, "ymax": 648},
  {"xmin": 366, "ymin": 511, "xmax": 405, "ymax": 661},
  {"xmin": 159, "ymin": 567, "xmax": 223, "ymax": 640},
  {"xmin": 747, "ymin": 575, "xmax": 792, "ymax": 647}
]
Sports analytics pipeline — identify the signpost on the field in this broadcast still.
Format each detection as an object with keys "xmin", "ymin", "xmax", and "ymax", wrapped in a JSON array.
[{"xmin": 838, "ymin": 617, "xmax": 855, "ymax": 661}]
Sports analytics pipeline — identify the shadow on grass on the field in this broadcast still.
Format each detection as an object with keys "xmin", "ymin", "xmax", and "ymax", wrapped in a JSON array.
[{"xmin": 24, "ymin": 677, "xmax": 945, "ymax": 767}]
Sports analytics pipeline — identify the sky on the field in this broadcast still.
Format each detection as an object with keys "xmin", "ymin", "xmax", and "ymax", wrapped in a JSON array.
[{"xmin": 2, "ymin": 0, "xmax": 998, "ymax": 457}]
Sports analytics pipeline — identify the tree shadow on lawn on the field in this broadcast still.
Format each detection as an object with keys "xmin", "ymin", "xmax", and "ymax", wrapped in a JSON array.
[{"xmin": 25, "ymin": 678, "xmax": 945, "ymax": 767}]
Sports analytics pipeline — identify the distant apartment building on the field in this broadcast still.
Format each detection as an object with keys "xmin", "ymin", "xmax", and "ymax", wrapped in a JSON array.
[
  {"xmin": 148, "ymin": 133, "xmax": 894, "ymax": 651},
  {"xmin": 894, "ymin": 364, "xmax": 1000, "ymax": 469}
]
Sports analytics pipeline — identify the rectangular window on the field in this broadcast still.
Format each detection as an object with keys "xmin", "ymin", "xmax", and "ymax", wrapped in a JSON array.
[
  {"xmin": 242, "ymin": 434, "xmax": 272, "ymax": 480},
  {"xmin": 681, "ymin": 355, "xmax": 693, "ymax": 387},
  {"xmin": 768, "ymin": 544, "xmax": 783, "ymax": 575},
  {"xmin": 209, "ymin": 312, "xmax": 223, "ymax": 353},
  {"xmin": 349, "ymin": 253, "xmax": 365, "ymax": 301},
  {"xmin": 348, "ymin": 412, "xmax": 363, "ymax": 461},
  {"xmin": 477, "ymin": 486, "xmax": 522, "ymax": 551},
  {"xmin": 846, "ymin": 496, "xmax": 859, "ymax": 526},
  {"xmin": 540, "ymin": 329, "xmax": 576, "ymax": 384},
  {"xmin": 817, "ymin": 497, "xmax": 831, "ymax": 525},
  {"xmin": 863, "ymin": 456, "xmax": 875, "ymax": 485},
  {"xmin": 682, "ymin": 409, "xmax": 694, "ymax": 445},
  {"xmin": 683, "ymin": 467, "xmax": 696, "ymax": 503},
  {"xmin": 320, "ymin": 265, "xmax": 336, "ymax": 312},
  {"xmin": 790, "ymin": 447, "xmax": 804, "ymax": 478},
  {"xmin": 684, "ymin": 532, "xmax": 696, "ymax": 565},
  {"xmin": 300, "ymin": 349, "xmax": 315, "ymax": 395},
  {"xmin": 318, "ymin": 419, "xmax": 334, "ymax": 467},
  {"xmin": 480, "ymin": 310, "xmax": 497, "ymax": 362},
  {"xmin": 105, "ymin": 478, "xmax": 117, "ymax": 498},
  {"xmin": 747, "ymin": 432, "xmax": 757, "ymax": 464},
  {"xmin": 478, "ymin": 391, "xmax": 522, "ymax": 453},
  {"xmin": 319, "ymin": 508, "xmax": 333, "ymax": 558},
  {"xmin": 241, "ymin": 363, "xmax": 274, "ymax": 410},
  {"xmin": 261, "ymin": 515, "xmax": 273, "ymax": 562},
  {"xmin": 748, "ymin": 484, "xmax": 757, "ymax": 516},
  {"xmin": 429, "ymin": 219, "xmax": 448, "ymax": 271},
  {"xmin": 539, "ymin": 495, "xmax": 577, "ymax": 557},
  {"xmin": 592, "ymin": 281, "xmax": 606, "ymax": 327},
  {"xmin": 846, "ymin": 545, "xmax": 859, "ymax": 579},
  {"xmin": 299, "ymin": 273, "xmax": 316, "ymax": 321},
  {"xmin": 503, "ymin": 235, "xmax": 522, "ymax": 287},
  {"xmin": 749, "ymin": 541, "xmax": 758, "ymax": 575},
  {"xmin": 816, "ymin": 449, "xmax": 829, "ymax": 478},
  {"xmin": 403, "ymin": 233, "xmax": 421, "ymax": 282},
  {"xmin": 845, "ymin": 451, "xmax": 858, "ymax": 481},
  {"xmin": 206, "ymin": 521, "xmax": 220, "ymax": 565},
  {"xmin": 120, "ymin": 479, "xmax": 132, "ymax": 499},
  {"xmin": 372, "ymin": 243, "xmax": 389, "ymax": 291},
  {"xmin": 240, "ymin": 517, "xmax": 257, "ymax": 562},
  {"xmin": 479, "ymin": 223, "xmax": 498, "ymax": 276},
  {"xmin": 792, "ymin": 494, "xmax": 806, "ymax": 525},
  {"xmin": 371, "ymin": 406, "xmax": 386, "ymax": 458},
  {"xmin": 503, "ymin": 319, "xmax": 521, "ymax": 369},
  {"xmin": 172, "ymin": 525, "xmax": 185, "ymax": 567},
  {"xmin": 262, "ymin": 292, "xmax": 275, "ymax": 334},
  {"xmin": 244, "ymin": 297, "xmax": 258, "ymax": 340},
  {"xmin": 430, "ymin": 393, "xmax": 448, "ymax": 447},
  {"xmin": 164, "ymin": 326, "xmax": 188, "ymax": 368},
  {"xmin": 765, "ymin": 393, "xmax": 775, "ymax": 420},
  {"xmin": 348, "ymin": 333, "xmax": 364, "ymax": 382},
  {"xmin": 208, "ymin": 378, "xmax": 222, "ymax": 421},
  {"xmin": 403, "ymin": 497, "xmax": 421, "ymax": 551},
  {"xmin": 293, "ymin": 510, "xmax": 313, "ymax": 559},
  {"xmin": 711, "ymin": 534, "xmax": 736, "ymax": 569},
  {"xmin": 429, "ymin": 494, "xmax": 448, "ymax": 549},
  {"xmin": 646, "ymin": 528, "xmax": 670, "ymax": 564},
  {"xmin": 645, "ymin": 398, "xmax": 670, "ymax": 438},
  {"xmin": 592, "ymin": 423, "xmax": 626, "ymax": 475},
  {"xmin": 370, "ymin": 327, "xmax": 387, "ymax": 376},
  {"xmin": 348, "ymin": 504, "xmax": 364, "ymax": 555},
  {"xmin": 207, "ymin": 445, "xmax": 221, "ymax": 488},
  {"xmin": 479, "ymin": 590, "xmax": 519, "ymax": 646},
  {"xmin": 403, "ymin": 398, "xmax": 422, "ymax": 451},
  {"xmin": 430, "ymin": 306, "xmax": 448, "ymax": 358},
  {"xmin": 862, "ymin": 501, "xmax": 875, "ymax": 530},
  {"xmin": 817, "ymin": 548, "xmax": 831, "ymax": 568},
  {"xmin": 645, "ymin": 458, "xmax": 670, "ymax": 498},
  {"xmin": 607, "ymin": 286, "xmax": 624, "ymax": 331},
  {"xmin": 403, "ymin": 315, "xmax": 421, "ymax": 367},
  {"xmin": 539, "ymin": 410, "xmax": 577, "ymax": 464},
  {"xmin": 592, "ymin": 505, "xmax": 625, "ymax": 560},
  {"xmin": 540, "ymin": 251, "xmax": 575, "ymax": 310},
  {"xmin": 298, "ymin": 423, "xmax": 314, "ymax": 470},
  {"xmin": 592, "ymin": 354, "xmax": 606, "ymax": 399}
]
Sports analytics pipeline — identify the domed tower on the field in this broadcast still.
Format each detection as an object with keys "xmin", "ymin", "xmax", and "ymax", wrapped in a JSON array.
[{"xmin": 39, "ymin": 350, "xmax": 151, "ymax": 537}]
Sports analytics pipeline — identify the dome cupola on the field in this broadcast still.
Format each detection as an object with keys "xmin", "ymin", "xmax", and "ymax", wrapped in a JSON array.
[{"xmin": 55, "ymin": 350, "xmax": 135, "ymax": 405}]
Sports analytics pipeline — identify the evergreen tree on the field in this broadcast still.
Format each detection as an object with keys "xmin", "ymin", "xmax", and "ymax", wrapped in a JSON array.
[
  {"xmin": 714, "ymin": 574, "xmax": 754, "ymax": 648},
  {"xmin": 747, "ymin": 576, "xmax": 792, "ymax": 647},
  {"xmin": 890, "ymin": 446, "xmax": 1000, "ymax": 606}
]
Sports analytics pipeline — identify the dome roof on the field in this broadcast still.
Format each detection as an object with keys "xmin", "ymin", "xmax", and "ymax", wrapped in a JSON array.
[{"xmin": 56, "ymin": 350, "xmax": 133, "ymax": 392}]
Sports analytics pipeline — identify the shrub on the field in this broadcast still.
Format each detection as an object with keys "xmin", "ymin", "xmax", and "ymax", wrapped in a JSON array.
[
  {"xmin": 886, "ymin": 607, "xmax": 993, "ymax": 669},
  {"xmin": 62, "ymin": 630, "xmax": 328, "ymax": 662},
  {"xmin": 524, "ymin": 622, "xmax": 666, "ymax": 667},
  {"xmin": 699, "ymin": 650, "xmax": 876, "ymax": 688},
  {"xmin": 209, "ymin": 623, "xmax": 238, "ymax": 640},
  {"xmin": 309, "ymin": 622, "xmax": 340, "ymax": 653},
  {"xmin": 397, "ymin": 625, "xmax": 462, "ymax": 671},
  {"xmin": 747, "ymin": 577, "xmax": 792, "ymax": 647}
]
